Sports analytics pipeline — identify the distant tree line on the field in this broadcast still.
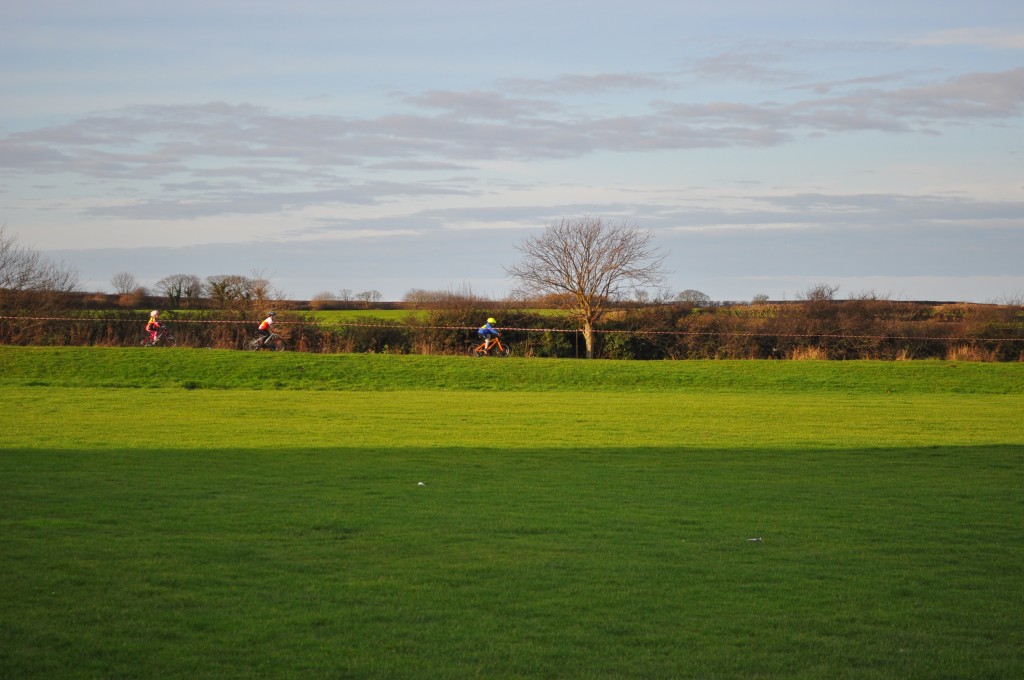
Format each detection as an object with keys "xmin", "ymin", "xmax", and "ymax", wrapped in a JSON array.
[
  {"xmin": 3, "ymin": 286, "xmax": 1022, "ymax": 360},
  {"xmin": 2, "ymin": 222, "xmax": 1022, "ymax": 359}
]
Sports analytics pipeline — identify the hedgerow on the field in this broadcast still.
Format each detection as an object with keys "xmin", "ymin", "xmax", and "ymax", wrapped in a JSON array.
[{"xmin": 2, "ymin": 300, "xmax": 1022, "ymax": 359}]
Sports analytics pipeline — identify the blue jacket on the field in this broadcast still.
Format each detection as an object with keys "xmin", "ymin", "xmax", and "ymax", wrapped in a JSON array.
[{"xmin": 478, "ymin": 322, "xmax": 498, "ymax": 338}]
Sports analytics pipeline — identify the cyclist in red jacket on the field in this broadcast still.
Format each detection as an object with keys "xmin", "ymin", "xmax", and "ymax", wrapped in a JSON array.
[{"xmin": 256, "ymin": 311, "xmax": 276, "ymax": 346}]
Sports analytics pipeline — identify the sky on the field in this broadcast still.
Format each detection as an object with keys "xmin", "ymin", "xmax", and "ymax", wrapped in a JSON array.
[{"xmin": 2, "ymin": 0, "xmax": 1023, "ymax": 303}]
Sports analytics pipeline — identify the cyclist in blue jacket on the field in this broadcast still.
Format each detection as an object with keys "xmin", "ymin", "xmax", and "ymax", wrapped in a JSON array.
[{"xmin": 478, "ymin": 317, "xmax": 499, "ymax": 351}]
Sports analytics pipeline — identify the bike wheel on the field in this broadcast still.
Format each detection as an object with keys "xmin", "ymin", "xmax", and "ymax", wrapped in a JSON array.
[
  {"xmin": 247, "ymin": 338, "xmax": 261, "ymax": 351},
  {"xmin": 140, "ymin": 337, "xmax": 152, "ymax": 347},
  {"xmin": 271, "ymin": 338, "xmax": 285, "ymax": 352},
  {"xmin": 494, "ymin": 343, "xmax": 511, "ymax": 357},
  {"xmin": 470, "ymin": 345, "xmax": 485, "ymax": 357},
  {"xmin": 163, "ymin": 334, "xmax": 177, "ymax": 348}
]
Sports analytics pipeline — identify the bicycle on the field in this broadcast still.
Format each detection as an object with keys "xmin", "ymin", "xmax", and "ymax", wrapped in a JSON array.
[
  {"xmin": 141, "ymin": 328, "xmax": 177, "ymax": 347},
  {"xmin": 469, "ymin": 336, "xmax": 511, "ymax": 357},
  {"xmin": 247, "ymin": 331, "xmax": 285, "ymax": 352}
]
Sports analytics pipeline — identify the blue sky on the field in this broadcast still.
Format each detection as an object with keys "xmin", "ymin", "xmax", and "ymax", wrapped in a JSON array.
[{"xmin": 2, "ymin": 0, "xmax": 1023, "ymax": 302}]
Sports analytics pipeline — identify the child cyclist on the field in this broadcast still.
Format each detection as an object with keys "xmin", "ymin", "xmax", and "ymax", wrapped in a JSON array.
[
  {"xmin": 256, "ymin": 311, "xmax": 276, "ymax": 346},
  {"xmin": 146, "ymin": 310, "xmax": 162, "ymax": 344},
  {"xmin": 478, "ymin": 317, "xmax": 499, "ymax": 351}
]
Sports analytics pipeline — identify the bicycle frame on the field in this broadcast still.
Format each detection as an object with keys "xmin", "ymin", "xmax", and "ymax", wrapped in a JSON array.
[
  {"xmin": 250, "ymin": 331, "xmax": 284, "ymax": 351},
  {"xmin": 471, "ymin": 336, "xmax": 509, "ymax": 356},
  {"xmin": 142, "ymin": 329, "xmax": 175, "ymax": 347}
]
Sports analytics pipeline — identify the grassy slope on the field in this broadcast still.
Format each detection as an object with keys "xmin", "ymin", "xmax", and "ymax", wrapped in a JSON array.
[{"xmin": 3, "ymin": 345, "xmax": 1023, "ymax": 393}]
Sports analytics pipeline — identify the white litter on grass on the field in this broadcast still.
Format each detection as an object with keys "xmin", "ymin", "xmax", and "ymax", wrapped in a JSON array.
[
  {"xmin": 417, "ymin": 482, "xmax": 425, "ymax": 486},
  {"xmin": 748, "ymin": 537, "xmax": 763, "ymax": 542}
]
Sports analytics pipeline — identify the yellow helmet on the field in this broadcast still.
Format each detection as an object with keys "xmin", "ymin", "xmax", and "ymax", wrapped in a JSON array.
[{"xmin": 487, "ymin": 317, "xmax": 496, "ymax": 324}]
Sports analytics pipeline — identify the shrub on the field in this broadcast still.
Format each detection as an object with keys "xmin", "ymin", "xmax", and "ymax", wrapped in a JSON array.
[
  {"xmin": 947, "ymin": 344, "xmax": 997, "ymax": 362},
  {"xmin": 789, "ymin": 346, "xmax": 829, "ymax": 360}
]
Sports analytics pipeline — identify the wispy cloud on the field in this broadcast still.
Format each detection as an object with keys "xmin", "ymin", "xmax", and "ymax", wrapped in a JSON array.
[
  {"xmin": 3, "ymin": 63, "xmax": 1022, "ymax": 232},
  {"xmin": 661, "ymin": 191, "xmax": 1024, "ymax": 233},
  {"xmin": 916, "ymin": 28, "xmax": 1024, "ymax": 50},
  {"xmin": 797, "ymin": 68, "xmax": 1024, "ymax": 124},
  {"xmin": 4, "ymin": 67, "xmax": 1020, "ymax": 179},
  {"xmin": 689, "ymin": 50, "xmax": 801, "ymax": 83},
  {"xmin": 500, "ymin": 72, "xmax": 677, "ymax": 95},
  {"xmin": 81, "ymin": 181, "xmax": 474, "ymax": 220},
  {"xmin": 787, "ymin": 73, "xmax": 923, "ymax": 95},
  {"xmin": 402, "ymin": 90, "xmax": 559, "ymax": 119}
]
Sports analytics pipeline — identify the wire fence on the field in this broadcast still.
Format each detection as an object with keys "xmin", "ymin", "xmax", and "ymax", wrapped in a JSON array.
[
  {"xmin": 5, "ymin": 314, "xmax": 1024, "ymax": 342},
  {"xmin": 2, "ymin": 312, "xmax": 1023, "ymax": 360}
]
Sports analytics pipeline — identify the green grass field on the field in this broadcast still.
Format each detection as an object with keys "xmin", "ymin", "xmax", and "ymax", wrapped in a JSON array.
[
  {"xmin": 1, "ymin": 347, "xmax": 1022, "ymax": 679},
  {"xmin": 310, "ymin": 309, "xmax": 421, "ymax": 322},
  {"xmin": 306, "ymin": 308, "xmax": 563, "ymax": 323}
]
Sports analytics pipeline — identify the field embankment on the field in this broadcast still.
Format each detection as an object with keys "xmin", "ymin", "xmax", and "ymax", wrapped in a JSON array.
[{"xmin": 3, "ymin": 345, "xmax": 1023, "ymax": 393}]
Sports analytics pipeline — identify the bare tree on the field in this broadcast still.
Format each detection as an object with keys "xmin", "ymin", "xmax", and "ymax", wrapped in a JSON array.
[
  {"xmin": 403, "ymin": 288, "xmax": 434, "ymax": 309},
  {"xmin": 205, "ymin": 274, "xmax": 252, "ymax": 310},
  {"xmin": 111, "ymin": 271, "xmax": 139, "ymax": 295},
  {"xmin": 354, "ymin": 289, "xmax": 382, "ymax": 309},
  {"xmin": 0, "ymin": 226, "xmax": 79, "ymax": 310},
  {"xmin": 799, "ymin": 283, "xmax": 840, "ymax": 301},
  {"xmin": 507, "ymin": 216, "xmax": 666, "ymax": 358},
  {"xmin": 403, "ymin": 283, "xmax": 479, "ymax": 310},
  {"xmin": 677, "ymin": 289, "xmax": 711, "ymax": 306},
  {"xmin": 309, "ymin": 290, "xmax": 337, "ymax": 311},
  {"xmin": 155, "ymin": 273, "xmax": 203, "ymax": 308},
  {"xmin": 247, "ymin": 269, "xmax": 281, "ymax": 311}
]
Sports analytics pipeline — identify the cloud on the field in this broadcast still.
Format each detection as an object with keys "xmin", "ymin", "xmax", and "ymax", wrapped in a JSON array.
[
  {"xmin": 689, "ymin": 50, "xmax": 801, "ymax": 83},
  {"xmin": 82, "ymin": 180, "xmax": 474, "ymax": 220},
  {"xmin": 402, "ymin": 90, "xmax": 558, "ymax": 120},
  {"xmin": 5, "ymin": 68, "xmax": 1021, "ymax": 171},
  {"xmin": 803, "ymin": 68, "xmax": 1024, "ymax": 124},
  {"xmin": 916, "ymin": 28, "xmax": 1024, "ymax": 50},
  {"xmin": 500, "ymin": 72, "xmax": 677, "ymax": 95},
  {"xmin": 366, "ymin": 160, "xmax": 474, "ymax": 172},
  {"xmin": 3, "ymin": 67, "xmax": 1023, "ymax": 222},
  {"xmin": 655, "ymin": 191, "xmax": 1024, "ymax": 240},
  {"xmin": 787, "ymin": 73, "xmax": 921, "ymax": 95}
]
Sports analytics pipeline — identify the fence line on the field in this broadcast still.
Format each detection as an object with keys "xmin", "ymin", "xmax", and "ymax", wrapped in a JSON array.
[{"xmin": 2, "ymin": 315, "xmax": 1022, "ymax": 343}]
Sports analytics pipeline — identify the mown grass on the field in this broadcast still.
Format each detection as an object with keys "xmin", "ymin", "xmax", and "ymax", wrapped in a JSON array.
[
  {"xmin": 3, "ymin": 444, "xmax": 1021, "ymax": 679},
  {"xmin": 3, "ymin": 388, "xmax": 1022, "ymax": 451},
  {"xmin": 1, "ymin": 347, "xmax": 1022, "ymax": 679}
]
